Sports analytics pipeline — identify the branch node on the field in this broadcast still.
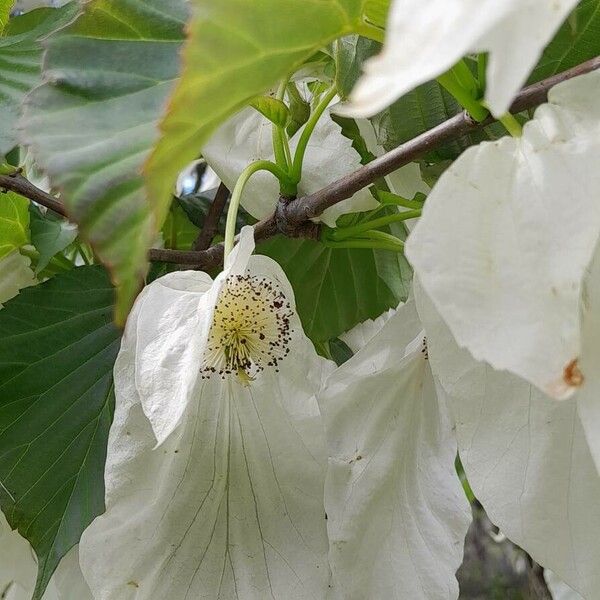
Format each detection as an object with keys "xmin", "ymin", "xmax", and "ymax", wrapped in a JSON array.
[{"xmin": 276, "ymin": 196, "xmax": 320, "ymax": 240}]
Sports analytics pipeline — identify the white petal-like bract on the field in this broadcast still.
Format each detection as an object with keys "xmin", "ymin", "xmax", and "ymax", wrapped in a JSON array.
[
  {"xmin": 416, "ymin": 281, "xmax": 600, "ymax": 598},
  {"xmin": 407, "ymin": 71, "xmax": 600, "ymax": 399},
  {"xmin": 343, "ymin": 0, "xmax": 578, "ymax": 118},
  {"xmin": 0, "ymin": 512, "xmax": 89, "ymax": 600},
  {"xmin": 545, "ymin": 571, "xmax": 584, "ymax": 600},
  {"xmin": 575, "ymin": 237, "xmax": 600, "ymax": 475},
  {"xmin": 0, "ymin": 511, "xmax": 43, "ymax": 600},
  {"xmin": 79, "ymin": 230, "xmax": 335, "ymax": 599},
  {"xmin": 338, "ymin": 308, "xmax": 395, "ymax": 354},
  {"xmin": 318, "ymin": 299, "xmax": 470, "ymax": 599},
  {"xmin": 202, "ymin": 106, "xmax": 377, "ymax": 227},
  {"xmin": 52, "ymin": 547, "xmax": 93, "ymax": 600}
]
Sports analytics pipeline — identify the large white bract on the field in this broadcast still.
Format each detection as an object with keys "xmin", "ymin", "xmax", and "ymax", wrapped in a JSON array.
[
  {"xmin": 415, "ymin": 280, "xmax": 600, "ymax": 598},
  {"xmin": 78, "ymin": 227, "xmax": 335, "ymax": 599},
  {"xmin": 0, "ymin": 511, "xmax": 52, "ymax": 600},
  {"xmin": 319, "ymin": 299, "xmax": 471, "ymax": 599},
  {"xmin": 202, "ymin": 103, "xmax": 378, "ymax": 228},
  {"xmin": 406, "ymin": 71, "xmax": 600, "ymax": 399},
  {"xmin": 0, "ymin": 512, "xmax": 90, "ymax": 600},
  {"xmin": 574, "ymin": 235, "xmax": 600, "ymax": 476},
  {"xmin": 342, "ymin": 0, "xmax": 578, "ymax": 118}
]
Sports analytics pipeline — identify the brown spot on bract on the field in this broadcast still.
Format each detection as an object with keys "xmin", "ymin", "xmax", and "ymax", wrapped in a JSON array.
[
  {"xmin": 564, "ymin": 359, "xmax": 584, "ymax": 388},
  {"xmin": 127, "ymin": 581, "xmax": 139, "ymax": 588}
]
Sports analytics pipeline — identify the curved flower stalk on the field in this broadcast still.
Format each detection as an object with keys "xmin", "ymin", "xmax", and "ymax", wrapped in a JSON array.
[
  {"xmin": 342, "ymin": 0, "xmax": 578, "ymax": 118},
  {"xmin": 202, "ymin": 104, "xmax": 378, "ymax": 227},
  {"xmin": 0, "ymin": 512, "xmax": 90, "ymax": 600},
  {"xmin": 406, "ymin": 71, "xmax": 600, "ymax": 399},
  {"xmin": 0, "ymin": 252, "xmax": 35, "ymax": 307},
  {"xmin": 79, "ymin": 227, "xmax": 335, "ymax": 599},
  {"xmin": 317, "ymin": 299, "xmax": 471, "ymax": 599},
  {"xmin": 415, "ymin": 279, "xmax": 600, "ymax": 598}
]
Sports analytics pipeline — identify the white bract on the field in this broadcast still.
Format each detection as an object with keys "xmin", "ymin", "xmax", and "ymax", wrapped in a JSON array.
[
  {"xmin": 202, "ymin": 105, "xmax": 378, "ymax": 228},
  {"xmin": 415, "ymin": 280, "xmax": 600, "ymax": 598},
  {"xmin": 338, "ymin": 308, "xmax": 395, "ymax": 353},
  {"xmin": 0, "ymin": 511, "xmax": 51, "ymax": 600},
  {"xmin": 342, "ymin": 0, "xmax": 578, "ymax": 118},
  {"xmin": 545, "ymin": 571, "xmax": 584, "ymax": 600},
  {"xmin": 406, "ymin": 71, "xmax": 600, "ymax": 399},
  {"xmin": 79, "ymin": 227, "xmax": 335, "ymax": 599},
  {"xmin": 318, "ymin": 299, "xmax": 471, "ymax": 599},
  {"xmin": 0, "ymin": 511, "xmax": 90, "ymax": 600},
  {"xmin": 0, "ymin": 252, "xmax": 35, "ymax": 307},
  {"xmin": 574, "ymin": 234, "xmax": 600, "ymax": 475}
]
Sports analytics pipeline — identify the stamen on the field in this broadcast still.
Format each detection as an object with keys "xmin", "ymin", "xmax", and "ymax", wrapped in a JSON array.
[{"xmin": 200, "ymin": 275, "xmax": 293, "ymax": 381}]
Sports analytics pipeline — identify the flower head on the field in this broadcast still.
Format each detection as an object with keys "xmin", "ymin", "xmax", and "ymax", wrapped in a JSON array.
[{"xmin": 201, "ymin": 274, "xmax": 293, "ymax": 381}]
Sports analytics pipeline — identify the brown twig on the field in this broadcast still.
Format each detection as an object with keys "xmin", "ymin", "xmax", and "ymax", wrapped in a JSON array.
[
  {"xmin": 192, "ymin": 182, "xmax": 229, "ymax": 251},
  {"xmin": 0, "ymin": 172, "xmax": 67, "ymax": 217},
  {"xmin": 3, "ymin": 56, "xmax": 599, "ymax": 269},
  {"xmin": 283, "ymin": 55, "xmax": 600, "ymax": 225},
  {"xmin": 150, "ymin": 55, "xmax": 600, "ymax": 267}
]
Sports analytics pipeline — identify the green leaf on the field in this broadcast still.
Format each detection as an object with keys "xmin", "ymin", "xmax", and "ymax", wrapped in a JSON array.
[
  {"xmin": 363, "ymin": 0, "xmax": 390, "ymax": 28},
  {"xmin": 331, "ymin": 113, "xmax": 377, "ymax": 164},
  {"xmin": 0, "ymin": 4, "xmax": 79, "ymax": 154},
  {"xmin": 257, "ymin": 235, "xmax": 412, "ymax": 342},
  {"xmin": 286, "ymin": 81, "xmax": 311, "ymax": 137},
  {"xmin": 29, "ymin": 205, "xmax": 77, "ymax": 273},
  {"xmin": 21, "ymin": 0, "xmax": 188, "ymax": 324},
  {"xmin": 162, "ymin": 202, "xmax": 200, "ymax": 250},
  {"xmin": 0, "ymin": 0, "xmax": 12, "ymax": 32},
  {"xmin": 335, "ymin": 34, "xmax": 380, "ymax": 99},
  {"xmin": 529, "ymin": 0, "xmax": 600, "ymax": 81},
  {"xmin": 249, "ymin": 96, "xmax": 290, "ymax": 128},
  {"xmin": 0, "ymin": 266, "xmax": 120, "ymax": 600},
  {"xmin": 177, "ymin": 191, "xmax": 218, "ymax": 229},
  {"xmin": 0, "ymin": 191, "xmax": 29, "ymax": 259},
  {"xmin": 146, "ymin": 0, "xmax": 366, "ymax": 243},
  {"xmin": 329, "ymin": 337, "xmax": 354, "ymax": 365}
]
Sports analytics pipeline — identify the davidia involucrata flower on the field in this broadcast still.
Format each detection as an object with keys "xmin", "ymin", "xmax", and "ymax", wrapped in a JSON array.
[{"xmin": 79, "ymin": 227, "xmax": 335, "ymax": 599}]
